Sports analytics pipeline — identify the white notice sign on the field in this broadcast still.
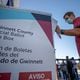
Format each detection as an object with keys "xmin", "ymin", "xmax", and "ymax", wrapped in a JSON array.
[{"xmin": 0, "ymin": 7, "xmax": 57, "ymax": 80}]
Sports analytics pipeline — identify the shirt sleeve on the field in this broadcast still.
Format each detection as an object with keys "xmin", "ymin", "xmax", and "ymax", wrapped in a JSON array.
[{"xmin": 73, "ymin": 17, "xmax": 80, "ymax": 28}]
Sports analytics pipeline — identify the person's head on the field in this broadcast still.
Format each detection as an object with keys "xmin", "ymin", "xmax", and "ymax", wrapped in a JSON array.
[
  {"xmin": 71, "ymin": 57, "xmax": 74, "ymax": 60},
  {"xmin": 63, "ymin": 11, "xmax": 75, "ymax": 24},
  {"xmin": 66, "ymin": 56, "xmax": 69, "ymax": 60}
]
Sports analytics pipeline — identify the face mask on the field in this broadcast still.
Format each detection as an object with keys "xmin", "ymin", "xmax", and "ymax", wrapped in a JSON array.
[{"xmin": 65, "ymin": 18, "xmax": 73, "ymax": 24}]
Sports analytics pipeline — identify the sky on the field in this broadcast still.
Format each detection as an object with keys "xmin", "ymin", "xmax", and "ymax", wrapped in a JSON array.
[{"xmin": 19, "ymin": 0, "xmax": 80, "ymax": 59}]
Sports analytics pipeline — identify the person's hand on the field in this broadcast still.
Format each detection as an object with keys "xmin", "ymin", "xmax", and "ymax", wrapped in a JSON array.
[
  {"xmin": 55, "ymin": 25, "xmax": 61, "ymax": 33},
  {"xmin": 55, "ymin": 25, "xmax": 61, "ymax": 39}
]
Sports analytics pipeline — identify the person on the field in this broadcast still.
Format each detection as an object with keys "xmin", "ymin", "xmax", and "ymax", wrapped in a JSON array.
[
  {"xmin": 56, "ymin": 60, "xmax": 62, "ymax": 79},
  {"xmin": 61, "ymin": 60, "xmax": 68, "ymax": 80},
  {"xmin": 71, "ymin": 57, "xmax": 79, "ymax": 80},
  {"xmin": 66, "ymin": 56, "xmax": 74, "ymax": 80},
  {"xmin": 55, "ymin": 11, "xmax": 80, "ymax": 56}
]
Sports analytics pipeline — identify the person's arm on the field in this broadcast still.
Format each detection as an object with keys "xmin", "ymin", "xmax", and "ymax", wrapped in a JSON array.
[{"xmin": 61, "ymin": 28, "xmax": 80, "ymax": 36}]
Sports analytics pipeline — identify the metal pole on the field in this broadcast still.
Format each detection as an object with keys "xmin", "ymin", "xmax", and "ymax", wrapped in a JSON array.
[
  {"xmin": 13, "ymin": 0, "xmax": 20, "ymax": 8},
  {"xmin": 0, "ymin": 0, "xmax": 3, "ymax": 5}
]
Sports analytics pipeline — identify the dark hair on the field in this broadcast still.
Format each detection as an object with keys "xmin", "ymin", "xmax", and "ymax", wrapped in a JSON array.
[
  {"xmin": 71, "ymin": 57, "xmax": 74, "ymax": 60},
  {"xmin": 63, "ymin": 12, "xmax": 75, "ymax": 19}
]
